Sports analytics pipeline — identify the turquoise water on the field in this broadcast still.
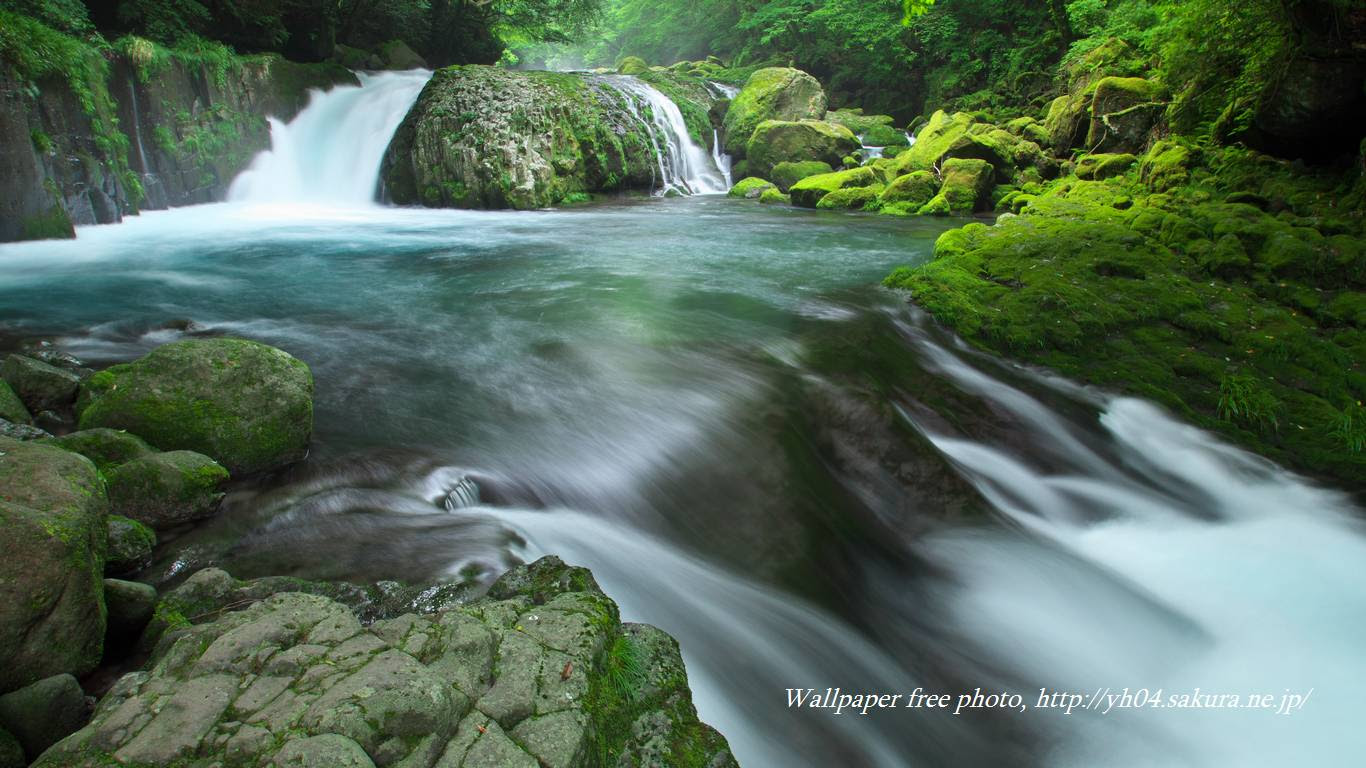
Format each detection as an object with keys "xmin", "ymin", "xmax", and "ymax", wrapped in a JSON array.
[{"xmin": 3, "ymin": 196, "xmax": 1361, "ymax": 768}]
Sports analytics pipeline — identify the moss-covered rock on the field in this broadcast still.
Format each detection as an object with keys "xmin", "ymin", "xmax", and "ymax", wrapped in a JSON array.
[
  {"xmin": 824, "ymin": 107, "xmax": 895, "ymax": 135},
  {"xmin": 771, "ymin": 160, "xmax": 833, "ymax": 192},
  {"xmin": 377, "ymin": 39, "xmax": 426, "ymax": 70},
  {"xmin": 0, "ymin": 437, "xmax": 107, "ymax": 692},
  {"xmin": 39, "ymin": 557, "xmax": 737, "ymax": 768},
  {"xmin": 0, "ymin": 673, "xmax": 88, "ymax": 762},
  {"xmin": 105, "ymin": 515, "xmax": 155, "ymax": 577},
  {"xmin": 382, "ymin": 66, "xmax": 707, "ymax": 209},
  {"xmin": 0, "ymin": 354, "xmax": 79, "ymax": 413},
  {"xmin": 937, "ymin": 158, "xmax": 995, "ymax": 213},
  {"xmin": 616, "ymin": 55, "xmax": 649, "ymax": 75},
  {"xmin": 722, "ymin": 67, "xmax": 827, "ymax": 155},
  {"xmin": 861, "ymin": 123, "xmax": 909, "ymax": 147},
  {"xmin": 77, "ymin": 338, "xmax": 313, "ymax": 476},
  {"xmin": 789, "ymin": 166, "xmax": 878, "ymax": 208},
  {"xmin": 878, "ymin": 171, "xmax": 939, "ymax": 216},
  {"xmin": 40, "ymin": 428, "xmax": 155, "ymax": 472},
  {"xmin": 1086, "ymin": 76, "xmax": 1162, "ymax": 153},
  {"xmin": 1005, "ymin": 116, "xmax": 1050, "ymax": 146},
  {"xmin": 816, "ymin": 184, "xmax": 883, "ymax": 211},
  {"xmin": 1076, "ymin": 153, "xmax": 1137, "ymax": 181},
  {"xmin": 105, "ymin": 451, "xmax": 228, "ymax": 530},
  {"xmin": 896, "ymin": 110, "xmax": 976, "ymax": 174},
  {"xmin": 745, "ymin": 119, "xmax": 860, "ymax": 179},
  {"xmin": 1044, "ymin": 93, "xmax": 1090, "ymax": 152},
  {"xmin": 102, "ymin": 578, "xmax": 156, "ymax": 649},
  {"xmin": 0, "ymin": 726, "xmax": 21, "ymax": 768},
  {"xmin": 0, "ymin": 381, "xmax": 29, "ymax": 426},
  {"xmin": 728, "ymin": 176, "xmax": 776, "ymax": 199},
  {"xmin": 758, "ymin": 187, "xmax": 791, "ymax": 205},
  {"xmin": 1140, "ymin": 140, "xmax": 1197, "ymax": 193}
]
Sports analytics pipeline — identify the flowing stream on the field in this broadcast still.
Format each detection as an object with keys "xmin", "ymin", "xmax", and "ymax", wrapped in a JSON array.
[{"xmin": 0, "ymin": 74, "xmax": 1360, "ymax": 768}]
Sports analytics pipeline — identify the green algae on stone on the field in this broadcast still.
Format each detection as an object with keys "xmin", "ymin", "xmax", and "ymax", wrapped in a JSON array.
[
  {"xmin": 0, "ymin": 438, "xmax": 108, "ymax": 693},
  {"xmin": 40, "ymin": 428, "xmax": 155, "ymax": 472},
  {"xmin": 744, "ymin": 119, "xmax": 860, "ymax": 179},
  {"xmin": 105, "ymin": 450, "xmax": 228, "ymax": 530},
  {"xmin": 789, "ymin": 166, "xmax": 878, "ymax": 208},
  {"xmin": 816, "ymin": 184, "xmax": 883, "ymax": 211},
  {"xmin": 894, "ymin": 110, "xmax": 976, "ymax": 174},
  {"xmin": 771, "ymin": 160, "xmax": 833, "ymax": 192},
  {"xmin": 878, "ymin": 171, "xmax": 939, "ymax": 216},
  {"xmin": 77, "ymin": 337, "xmax": 313, "ymax": 476},
  {"xmin": 105, "ymin": 515, "xmax": 156, "ymax": 576},
  {"xmin": 722, "ymin": 67, "xmax": 827, "ymax": 155},
  {"xmin": 936, "ymin": 158, "xmax": 995, "ymax": 213},
  {"xmin": 728, "ymin": 176, "xmax": 776, "ymax": 199}
]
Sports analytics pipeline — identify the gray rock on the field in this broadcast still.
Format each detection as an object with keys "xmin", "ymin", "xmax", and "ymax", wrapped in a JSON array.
[
  {"xmin": 104, "ymin": 579, "xmax": 157, "ymax": 645},
  {"xmin": 273, "ymin": 733, "xmax": 376, "ymax": 767},
  {"xmin": 0, "ymin": 674, "xmax": 90, "ymax": 761},
  {"xmin": 0, "ymin": 438, "xmax": 108, "ymax": 692},
  {"xmin": 511, "ymin": 710, "xmax": 589, "ymax": 768},
  {"xmin": 0, "ymin": 417, "xmax": 47, "ymax": 440},
  {"xmin": 1, "ymin": 354, "xmax": 80, "ymax": 412},
  {"xmin": 106, "ymin": 450, "xmax": 228, "ymax": 529},
  {"xmin": 105, "ymin": 515, "xmax": 156, "ymax": 576}
]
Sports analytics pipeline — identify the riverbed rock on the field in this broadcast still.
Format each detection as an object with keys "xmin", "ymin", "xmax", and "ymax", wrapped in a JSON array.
[
  {"xmin": 1076, "ymin": 153, "xmax": 1137, "ymax": 181},
  {"xmin": 41, "ymin": 428, "xmax": 156, "ymax": 472},
  {"xmin": 40, "ymin": 557, "xmax": 736, "ymax": 768},
  {"xmin": 0, "ymin": 417, "xmax": 48, "ymax": 440},
  {"xmin": 103, "ymin": 579, "xmax": 157, "ymax": 648},
  {"xmin": 105, "ymin": 450, "xmax": 229, "ymax": 529},
  {"xmin": 745, "ymin": 120, "xmax": 860, "ymax": 179},
  {"xmin": 379, "ymin": 40, "xmax": 427, "ymax": 70},
  {"xmin": 106, "ymin": 515, "xmax": 156, "ymax": 576},
  {"xmin": 0, "ymin": 674, "xmax": 89, "ymax": 761},
  {"xmin": 878, "ymin": 171, "xmax": 939, "ymax": 215},
  {"xmin": 382, "ymin": 66, "xmax": 714, "ymax": 210},
  {"xmin": 77, "ymin": 338, "xmax": 314, "ymax": 476},
  {"xmin": 0, "ymin": 381, "xmax": 30, "ymax": 425},
  {"xmin": 728, "ymin": 177, "xmax": 776, "ymax": 199},
  {"xmin": 1086, "ymin": 76, "xmax": 1162, "ymax": 153},
  {"xmin": 1, "ymin": 354, "xmax": 80, "ymax": 413},
  {"xmin": 895, "ymin": 110, "xmax": 975, "ymax": 174},
  {"xmin": 0, "ymin": 437, "xmax": 107, "ymax": 692},
  {"xmin": 723, "ymin": 67, "xmax": 827, "ymax": 155},
  {"xmin": 789, "ymin": 166, "xmax": 879, "ymax": 208},
  {"xmin": 861, "ymin": 123, "xmax": 908, "ymax": 148},
  {"xmin": 771, "ymin": 160, "xmax": 833, "ymax": 192}
]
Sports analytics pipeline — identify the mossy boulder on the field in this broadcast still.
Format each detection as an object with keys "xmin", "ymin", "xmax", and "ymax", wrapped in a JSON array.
[
  {"xmin": 745, "ymin": 119, "xmax": 860, "ymax": 179},
  {"xmin": 816, "ymin": 184, "xmax": 883, "ymax": 211},
  {"xmin": 106, "ymin": 515, "xmax": 156, "ymax": 576},
  {"xmin": 861, "ymin": 123, "xmax": 909, "ymax": 147},
  {"xmin": 1086, "ymin": 76, "xmax": 1162, "ymax": 153},
  {"xmin": 0, "ymin": 437, "xmax": 107, "ymax": 692},
  {"xmin": 878, "ymin": 171, "xmax": 939, "ymax": 216},
  {"xmin": 77, "ymin": 338, "xmax": 313, "ymax": 476},
  {"xmin": 1005, "ymin": 116, "xmax": 1050, "ymax": 146},
  {"xmin": 0, "ymin": 673, "xmax": 89, "ymax": 762},
  {"xmin": 1044, "ymin": 93, "xmax": 1090, "ymax": 152},
  {"xmin": 0, "ymin": 355, "xmax": 80, "ymax": 413},
  {"xmin": 106, "ymin": 451, "xmax": 229, "ymax": 530},
  {"xmin": 728, "ymin": 177, "xmax": 776, "ymax": 199},
  {"xmin": 0, "ymin": 381, "xmax": 29, "ymax": 425},
  {"xmin": 771, "ymin": 160, "xmax": 833, "ymax": 192},
  {"xmin": 382, "ymin": 66, "xmax": 693, "ymax": 209},
  {"xmin": 37, "ymin": 557, "xmax": 737, "ymax": 768},
  {"xmin": 378, "ymin": 39, "xmax": 427, "ymax": 70},
  {"xmin": 103, "ymin": 579, "xmax": 157, "ymax": 648},
  {"xmin": 722, "ymin": 67, "xmax": 827, "ymax": 155},
  {"xmin": 788, "ymin": 166, "xmax": 878, "ymax": 208},
  {"xmin": 1140, "ymin": 140, "xmax": 1197, "ymax": 193},
  {"xmin": 936, "ymin": 158, "xmax": 995, "ymax": 213},
  {"xmin": 40, "ymin": 428, "xmax": 155, "ymax": 473},
  {"xmin": 824, "ymin": 108, "xmax": 895, "ymax": 135},
  {"xmin": 1076, "ymin": 153, "xmax": 1137, "ymax": 181},
  {"xmin": 616, "ymin": 55, "xmax": 649, "ymax": 75},
  {"xmin": 895, "ymin": 110, "xmax": 975, "ymax": 174},
  {"xmin": 758, "ymin": 188, "xmax": 791, "ymax": 205}
]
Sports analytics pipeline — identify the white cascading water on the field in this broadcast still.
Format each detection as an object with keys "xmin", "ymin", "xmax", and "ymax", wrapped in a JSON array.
[
  {"xmin": 886, "ymin": 311, "xmax": 1366, "ymax": 767},
  {"xmin": 599, "ymin": 75, "xmax": 731, "ymax": 196},
  {"xmin": 228, "ymin": 70, "xmax": 431, "ymax": 204}
]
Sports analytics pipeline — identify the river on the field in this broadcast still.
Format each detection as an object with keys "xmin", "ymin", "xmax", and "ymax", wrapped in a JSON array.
[{"xmin": 0, "ymin": 72, "xmax": 1360, "ymax": 768}]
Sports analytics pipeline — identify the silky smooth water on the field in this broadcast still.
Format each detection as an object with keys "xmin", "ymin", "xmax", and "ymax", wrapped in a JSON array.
[{"xmin": 2, "ymin": 197, "xmax": 1361, "ymax": 767}]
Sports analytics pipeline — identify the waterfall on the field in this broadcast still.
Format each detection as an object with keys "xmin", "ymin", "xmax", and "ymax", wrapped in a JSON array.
[
  {"xmin": 598, "ymin": 75, "xmax": 731, "ymax": 196},
  {"xmin": 228, "ymin": 70, "xmax": 431, "ymax": 204}
]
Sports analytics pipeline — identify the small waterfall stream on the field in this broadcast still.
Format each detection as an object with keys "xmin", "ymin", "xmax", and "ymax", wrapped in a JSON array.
[
  {"xmin": 597, "ymin": 75, "xmax": 731, "ymax": 196},
  {"xmin": 228, "ymin": 70, "xmax": 431, "ymax": 204}
]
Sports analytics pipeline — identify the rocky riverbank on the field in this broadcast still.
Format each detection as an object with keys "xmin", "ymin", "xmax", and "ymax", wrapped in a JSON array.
[{"xmin": 0, "ymin": 338, "xmax": 736, "ymax": 767}]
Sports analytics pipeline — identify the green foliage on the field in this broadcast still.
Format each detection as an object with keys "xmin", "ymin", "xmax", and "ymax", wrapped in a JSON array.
[
  {"xmin": 1332, "ymin": 406, "xmax": 1366, "ymax": 454},
  {"xmin": 1217, "ymin": 372, "xmax": 1279, "ymax": 433},
  {"xmin": 603, "ymin": 634, "xmax": 646, "ymax": 702}
]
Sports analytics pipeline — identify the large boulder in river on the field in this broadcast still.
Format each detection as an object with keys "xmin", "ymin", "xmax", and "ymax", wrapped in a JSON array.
[
  {"xmin": 382, "ymin": 66, "xmax": 715, "ymax": 210},
  {"xmin": 0, "ymin": 437, "xmax": 107, "ymax": 692},
  {"xmin": 745, "ymin": 119, "xmax": 860, "ymax": 179},
  {"xmin": 77, "ymin": 338, "xmax": 313, "ymax": 476},
  {"xmin": 37, "ymin": 556, "xmax": 737, "ymax": 768},
  {"xmin": 722, "ymin": 67, "xmax": 828, "ymax": 155},
  {"xmin": 789, "ymin": 166, "xmax": 879, "ymax": 208}
]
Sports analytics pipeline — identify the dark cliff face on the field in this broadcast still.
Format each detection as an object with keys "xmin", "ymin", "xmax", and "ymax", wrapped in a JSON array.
[{"xmin": 0, "ymin": 53, "xmax": 356, "ymax": 242}]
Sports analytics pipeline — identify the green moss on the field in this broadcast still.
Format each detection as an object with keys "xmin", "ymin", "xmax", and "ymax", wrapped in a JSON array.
[
  {"xmin": 1076, "ymin": 153, "xmax": 1137, "ymax": 181},
  {"xmin": 770, "ymin": 160, "xmax": 833, "ymax": 192},
  {"xmin": 728, "ymin": 176, "xmax": 776, "ymax": 199},
  {"xmin": 745, "ymin": 119, "xmax": 859, "ymax": 178},
  {"xmin": 895, "ymin": 110, "xmax": 976, "ymax": 174},
  {"xmin": 20, "ymin": 207, "xmax": 74, "ymax": 241},
  {"xmin": 758, "ymin": 188, "xmax": 790, "ymax": 205},
  {"xmin": 816, "ymin": 184, "xmax": 883, "ymax": 211},
  {"xmin": 878, "ymin": 170, "xmax": 938, "ymax": 216},
  {"xmin": 788, "ymin": 166, "xmax": 877, "ymax": 208}
]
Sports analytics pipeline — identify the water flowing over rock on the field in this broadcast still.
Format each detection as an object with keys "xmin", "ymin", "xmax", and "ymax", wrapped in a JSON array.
[{"xmin": 380, "ymin": 65, "xmax": 729, "ymax": 209}]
